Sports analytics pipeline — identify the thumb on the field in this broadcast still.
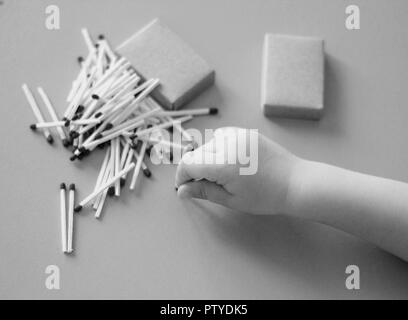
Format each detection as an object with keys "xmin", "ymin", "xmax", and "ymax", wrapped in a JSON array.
[{"xmin": 177, "ymin": 180, "xmax": 233, "ymax": 207}]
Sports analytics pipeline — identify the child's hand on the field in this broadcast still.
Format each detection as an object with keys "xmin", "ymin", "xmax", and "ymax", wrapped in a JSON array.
[{"xmin": 175, "ymin": 127, "xmax": 301, "ymax": 215}]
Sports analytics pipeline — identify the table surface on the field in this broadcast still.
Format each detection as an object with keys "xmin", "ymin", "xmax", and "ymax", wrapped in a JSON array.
[{"xmin": 1, "ymin": 0, "xmax": 408, "ymax": 299}]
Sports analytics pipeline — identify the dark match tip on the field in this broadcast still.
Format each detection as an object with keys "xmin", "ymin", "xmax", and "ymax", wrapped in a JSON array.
[
  {"xmin": 105, "ymin": 123, "xmax": 113, "ymax": 130},
  {"xmin": 107, "ymin": 186, "xmax": 115, "ymax": 196},
  {"xmin": 70, "ymin": 155, "xmax": 77, "ymax": 161},
  {"xmin": 64, "ymin": 120, "xmax": 71, "ymax": 127},
  {"xmin": 30, "ymin": 124, "xmax": 37, "ymax": 131},
  {"xmin": 60, "ymin": 183, "xmax": 66, "ymax": 190},
  {"xmin": 69, "ymin": 183, "xmax": 75, "ymax": 191},
  {"xmin": 147, "ymin": 124, "xmax": 153, "ymax": 129},
  {"xmin": 98, "ymin": 34, "xmax": 105, "ymax": 40},
  {"xmin": 91, "ymin": 94, "xmax": 100, "ymax": 100},
  {"xmin": 62, "ymin": 117, "xmax": 67, "ymax": 121},
  {"xmin": 95, "ymin": 133, "xmax": 103, "ymax": 140},
  {"xmin": 175, "ymin": 186, "xmax": 178, "ymax": 191},
  {"xmin": 78, "ymin": 147, "xmax": 86, "ymax": 153},
  {"xmin": 146, "ymin": 146, "xmax": 152, "ymax": 157},
  {"xmin": 209, "ymin": 108, "xmax": 218, "ymax": 115},
  {"xmin": 62, "ymin": 139, "xmax": 70, "ymax": 148},
  {"xmin": 143, "ymin": 168, "xmax": 152, "ymax": 178},
  {"xmin": 95, "ymin": 112, "xmax": 102, "ymax": 118},
  {"xmin": 47, "ymin": 135, "xmax": 54, "ymax": 144},
  {"xmin": 70, "ymin": 131, "xmax": 79, "ymax": 139},
  {"xmin": 95, "ymin": 43, "xmax": 99, "ymax": 49},
  {"xmin": 120, "ymin": 178, "xmax": 126, "ymax": 187},
  {"xmin": 77, "ymin": 56, "xmax": 84, "ymax": 63},
  {"xmin": 74, "ymin": 205, "xmax": 82, "ymax": 213},
  {"xmin": 77, "ymin": 105, "xmax": 85, "ymax": 113}
]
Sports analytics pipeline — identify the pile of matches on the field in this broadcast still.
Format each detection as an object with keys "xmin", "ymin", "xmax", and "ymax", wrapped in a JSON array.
[{"xmin": 22, "ymin": 28, "xmax": 218, "ymax": 253}]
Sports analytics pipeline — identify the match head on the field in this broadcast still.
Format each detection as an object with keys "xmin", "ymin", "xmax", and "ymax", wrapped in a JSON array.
[
  {"xmin": 72, "ymin": 114, "xmax": 80, "ymax": 121},
  {"xmin": 70, "ymin": 155, "xmax": 77, "ymax": 161},
  {"xmin": 184, "ymin": 143, "xmax": 195, "ymax": 153},
  {"xmin": 74, "ymin": 205, "xmax": 82, "ymax": 213},
  {"xmin": 98, "ymin": 34, "xmax": 105, "ymax": 40},
  {"xmin": 62, "ymin": 139, "xmax": 70, "ymax": 148},
  {"xmin": 77, "ymin": 56, "xmax": 84, "ymax": 63},
  {"xmin": 147, "ymin": 124, "xmax": 153, "ymax": 129},
  {"xmin": 209, "ymin": 108, "xmax": 218, "ymax": 115},
  {"xmin": 94, "ymin": 112, "xmax": 102, "ymax": 118},
  {"xmin": 169, "ymin": 152, "xmax": 174, "ymax": 162},
  {"xmin": 70, "ymin": 131, "xmax": 79, "ymax": 139},
  {"xmin": 78, "ymin": 147, "xmax": 86, "ymax": 153},
  {"xmin": 91, "ymin": 94, "xmax": 100, "ymax": 100},
  {"xmin": 69, "ymin": 183, "xmax": 75, "ymax": 191},
  {"xmin": 47, "ymin": 135, "xmax": 54, "ymax": 145},
  {"xmin": 105, "ymin": 123, "xmax": 113, "ymax": 130},
  {"xmin": 146, "ymin": 145, "xmax": 153, "ymax": 157},
  {"xmin": 77, "ymin": 105, "xmax": 85, "ymax": 113},
  {"xmin": 29, "ymin": 124, "xmax": 37, "ymax": 131},
  {"xmin": 120, "ymin": 178, "xmax": 126, "ymax": 187},
  {"xmin": 95, "ymin": 43, "xmax": 99, "ymax": 49},
  {"xmin": 64, "ymin": 120, "xmax": 71, "ymax": 127},
  {"xmin": 60, "ymin": 183, "xmax": 66, "ymax": 190},
  {"xmin": 107, "ymin": 186, "xmax": 115, "ymax": 197},
  {"xmin": 97, "ymin": 142, "xmax": 106, "ymax": 149},
  {"xmin": 175, "ymin": 186, "xmax": 179, "ymax": 191},
  {"xmin": 143, "ymin": 168, "xmax": 152, "ymax": 178},
  {"xmin": 95, "ymin": 133, "xmax": 103, "ymax": 140}
]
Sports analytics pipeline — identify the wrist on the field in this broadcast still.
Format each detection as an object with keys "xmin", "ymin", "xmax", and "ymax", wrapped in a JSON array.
[{"xmin": 284, "ymin": 158, "xmax": 317, "ymax": 218}]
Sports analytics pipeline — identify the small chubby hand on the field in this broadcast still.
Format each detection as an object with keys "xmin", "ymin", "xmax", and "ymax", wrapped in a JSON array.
[{"xmin": 175, "ymin": 127, "xmax": 301, "ymax": 215}]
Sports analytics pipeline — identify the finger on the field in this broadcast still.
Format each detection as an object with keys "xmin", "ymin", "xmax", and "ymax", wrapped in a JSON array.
[
  {"xmin": 177, "ymin": 180, "xmax": 233, "ymax": 207},
  {"xmin": 175, "ymin": 148, "xmax": 223, "ymax": 187}
]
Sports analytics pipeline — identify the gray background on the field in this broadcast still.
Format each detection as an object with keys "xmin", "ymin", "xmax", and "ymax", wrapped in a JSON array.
[{"xmin": 1, "ymin": 0, "xmax": 408, "ymax": 299}]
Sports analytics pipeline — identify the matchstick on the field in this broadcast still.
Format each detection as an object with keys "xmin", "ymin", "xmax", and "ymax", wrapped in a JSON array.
[
  {"xmin": 37, "ymin": 87, "xmax": 69, "ymax": 147},
  {"xmin": 22, "ymin": 83, "xmax": 54, "ymax": 144},
  {"xmin": 81, "ymin": 28, "xmax": 95, "ymax": 53},
  {"xmin": 129, "ymin": 146, "xmax": 151, "ymax": 178},
  {"xmin": 158, "ymin": 108, "xmax": 218, "ymax": 117},
  {"xmin": 32, "ymin": 119, "xmax": 100, "ymax": 129},
  {"xmin": 99, "ymin": 34, "xmax": 118, "ymax": 62},
  {"xmin": 93, "ymin": 146, "xmax": 110, "ymax": 197},
  {"xmin": 74, "ymin": 162, "xmax": 135, "ymax": 212},
  {"xmin": 130, "ymin": 140, "xmax": 148, "ymax": 190},
  {"xmin": 130, "ymin": 116, "xmax": 193, "ymax": 139},
  {"xmin": 94, "ymin": 147, "xmax": 115, "ymax": 218},
  {"xmin": 93, "ymin": 145, "xmax": 114, "ymax": 209},
  {"xmin": 111, "ymin": 79, "xmax": 160, "ymax": 125},
  {"xmin": 60, "ymin": 183, "xmax": 67, "ymax": 253},
  {"xmin": 114, "ymin": 137, "xmax": 121, "ymax": 196},
  {"xmin": 67, "ymin": 184, "xmax": 75, "ymax": 253},
  {"xmin": 146, "ymin": 97, "xmax": 194, "ymax": 142},
  {"xmin": 119, "ymin": 139, "xmax": 131, "ymax": 169}
]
